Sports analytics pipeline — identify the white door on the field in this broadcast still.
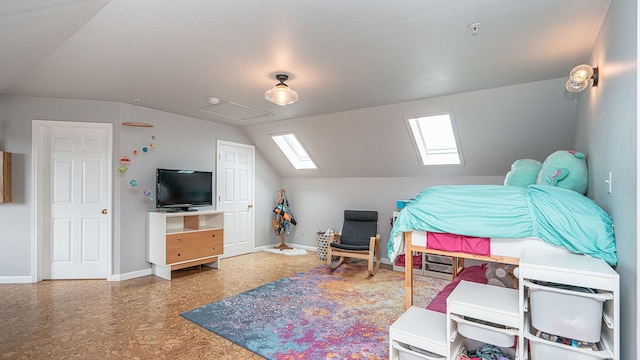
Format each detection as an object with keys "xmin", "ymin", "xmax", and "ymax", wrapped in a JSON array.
[
  {"xmin": 216, "ymin": 140, "xmax": 255, "ymax": 258},
  {"xmin": 37, "ymin": 121, "xmax": 112, "ymax": 279}
]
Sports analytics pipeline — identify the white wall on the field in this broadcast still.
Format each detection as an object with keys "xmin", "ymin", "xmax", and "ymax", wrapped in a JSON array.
[
  {"xmin": 0, "ymin": 95, "xmax": 281, "ymax": 279},
  {"xmin": 0, "ymin": 96, "xmax": 120, "ymax": 277},
  {"xmin": 573, "ymin": 0, "xmax": 637, "ymax": 358},
  {"xmin": 281, "ymin": 175, "xmax": 503, "ymax": 260}
]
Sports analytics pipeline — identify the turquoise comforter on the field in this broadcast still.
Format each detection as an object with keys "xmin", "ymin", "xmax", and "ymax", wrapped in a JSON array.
[{"xmin": 388, "ymin": 184, "xmax": 617, "ymax": 266}]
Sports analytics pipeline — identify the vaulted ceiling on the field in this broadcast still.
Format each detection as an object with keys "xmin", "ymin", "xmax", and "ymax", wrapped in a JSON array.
[{"xmin": 0, "ymin": 0, "xmax": 610, "ymax": 126}]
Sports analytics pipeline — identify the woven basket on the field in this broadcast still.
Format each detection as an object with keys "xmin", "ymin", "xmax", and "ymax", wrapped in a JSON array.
[{"xmin": 316, "ymin": 232, "xmax": 332, "ymax": 260}]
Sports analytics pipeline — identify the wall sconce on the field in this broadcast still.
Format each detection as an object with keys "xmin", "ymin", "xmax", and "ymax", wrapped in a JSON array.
[
  {"xmin": 265, "ymin": 74, "xmax": 299, "ymax": 106},
  {"xmin": 565, "ymin": 64, "xmax": 599, "ymax": 93}
]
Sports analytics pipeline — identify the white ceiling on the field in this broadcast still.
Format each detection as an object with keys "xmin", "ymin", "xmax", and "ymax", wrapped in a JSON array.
[{"xmin": 0, "ymin": 0, "xmax": 610, "ymax": 126}]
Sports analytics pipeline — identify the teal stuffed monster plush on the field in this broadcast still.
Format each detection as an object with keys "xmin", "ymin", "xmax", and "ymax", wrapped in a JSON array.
[
  {"xmin": 504, "ymin": 150, "xmax": 588, "ymax": 194},
  {"xmin": 504, "ymin": 159, "xmax": 543, "ymax": 187},
  {"xmin": 536, "ymin": 150, "xmax": 588, "ymax": 194}
]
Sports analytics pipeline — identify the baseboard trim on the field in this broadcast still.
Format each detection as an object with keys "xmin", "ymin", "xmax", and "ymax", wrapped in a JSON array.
[
  {"xmin": 0, "ymin": 276, "xmax": 33, "ymax": 284},
  {"xmin": 108, "ymin": 267, "xmax": 153, "ymax": 282}
]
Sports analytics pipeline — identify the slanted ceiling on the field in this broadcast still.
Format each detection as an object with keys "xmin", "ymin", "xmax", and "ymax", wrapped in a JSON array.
[{"xmin": 0, "ymin": 0, "xmax": 610, "ymax": 177}]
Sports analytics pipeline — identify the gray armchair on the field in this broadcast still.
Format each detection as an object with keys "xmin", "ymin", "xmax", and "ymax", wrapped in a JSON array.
[{"xmin": 327, "ymin": 210, "xmax": 381, "ymax": 275}]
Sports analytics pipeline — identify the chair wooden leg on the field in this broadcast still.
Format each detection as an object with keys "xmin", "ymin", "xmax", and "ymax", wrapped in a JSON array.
[
  {"xmin": 368, "ymin": 236, "xmax": 382, "ymax": 276},
  {"xmin": 327, "ymin": 246, "xmax": 344, "ymax": 270},
  {"xmin": 328, "ymin": 256, "xmax": 344, "ymax": 270}
]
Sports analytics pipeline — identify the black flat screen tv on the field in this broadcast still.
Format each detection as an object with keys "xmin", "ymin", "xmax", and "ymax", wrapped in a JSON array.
[{"xmin": 156, "ymin": 168, "xmax": 213, "ymax": 212}]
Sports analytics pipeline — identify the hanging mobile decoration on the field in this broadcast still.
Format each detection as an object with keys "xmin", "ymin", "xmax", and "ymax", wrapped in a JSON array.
[
  {"xmin": 272, "ymin": 188, "xmax": 296, "ymax": 251},
  {"xmin": 117, "ymin": 134, "xmax": 158, "ymax": 203}
]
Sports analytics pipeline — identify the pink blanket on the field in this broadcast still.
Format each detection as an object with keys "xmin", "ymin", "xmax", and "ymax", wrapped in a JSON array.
[
  {"xmin": 427, "ymin": 232, "xmax": 491, "ymax": 256},
  {"xmin": 426, "ymin": 264, "xmax": 488, "ymax": 313}
]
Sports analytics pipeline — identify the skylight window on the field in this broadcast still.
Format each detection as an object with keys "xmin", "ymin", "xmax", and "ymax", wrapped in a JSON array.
[
  {"xmin": 407, "ymin": 113, "xmax": 463, "ymax": 166},
  {"xmin": 271, "ymin": 133, "xmax": 317, "ymax": 170}
]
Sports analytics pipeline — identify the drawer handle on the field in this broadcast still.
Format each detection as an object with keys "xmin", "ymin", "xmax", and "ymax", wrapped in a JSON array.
[
  {"xmin": 177, "ymin": 239, "xmax": 181, "ymax": 243},
  {"xmin": 211, "ymin": 234, "xmax": 215, "ymax": 237},
  {"xmin": 178, "ymin": 253, "xmax": 181, "ymax": 257}
]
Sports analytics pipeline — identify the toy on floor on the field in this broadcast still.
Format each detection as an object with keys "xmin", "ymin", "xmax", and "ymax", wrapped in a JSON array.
[{"xmin": 485, "ymin": 263, "xmax": 518, "ymax": 289}]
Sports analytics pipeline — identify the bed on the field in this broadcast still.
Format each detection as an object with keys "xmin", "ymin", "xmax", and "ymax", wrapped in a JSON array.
[{"xmin": 387, "ymin": 184, "xmax": 617, "ymax": 309}]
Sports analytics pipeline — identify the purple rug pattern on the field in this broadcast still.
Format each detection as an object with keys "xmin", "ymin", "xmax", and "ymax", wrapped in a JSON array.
[{"xmin": 181, "ymin": 263, "xmax": 448, "ymax": 359}]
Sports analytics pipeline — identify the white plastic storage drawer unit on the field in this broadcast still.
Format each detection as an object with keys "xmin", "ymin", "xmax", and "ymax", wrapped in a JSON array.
[
  {"xmin": 389, "ymin": 306, "xmax": 447, "ymax": 360},
  {"xmin": 526, "ymin": 280, "xmax": 612, "ymax": 342}
]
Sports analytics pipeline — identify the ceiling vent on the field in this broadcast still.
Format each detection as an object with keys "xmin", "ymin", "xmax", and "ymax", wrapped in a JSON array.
[{"xmin": 199, "ymin": 101, "xmax": 272, "ymax": 121}]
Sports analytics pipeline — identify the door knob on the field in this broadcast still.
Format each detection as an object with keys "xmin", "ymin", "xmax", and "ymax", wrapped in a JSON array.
[
  {"xmin": 248, "ymin": 204, "xmax": 253, "ymax": 209},
  {"xmin": 101, "ymin": 209, "xmax": 108, "ymax": 214}
]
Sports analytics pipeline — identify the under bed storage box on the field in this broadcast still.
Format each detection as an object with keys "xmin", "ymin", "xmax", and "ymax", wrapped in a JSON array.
[
  {"xmin": 426, "ymin": 262, "xmax": 453, "ymax": 274},
  {"xmin": 426, "ymin": 255, "xmax": 452, "ymax": 265},
  {"xmin": 527, "ymin": 281, "xmax": 609, "ymax": 342}
]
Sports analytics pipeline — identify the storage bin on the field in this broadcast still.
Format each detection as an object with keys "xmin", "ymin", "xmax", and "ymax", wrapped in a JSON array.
[
  {"xmin": 392, "ymin": 341, "xmax": 445, "ymax": 360},
  {"xmin": 526, "ymin": 327, "xmax": 610, "ymax": 360},
  {"xmin": 527, "ymin": 280, "xmax": 611, "ymax": 342},
  {"xmin": 426, "ymin": 262, "xmax": 452, "ymax": 274},
  {"xmin": 451, "ymin": 314, "xmax": 518, "ymax": 348},
  {"xmin": 454, "ymin": 338, "xmax": 517, "ymax": 360},
  {"xmin": 395, "ymin": 254, "xmax": 422, "ymax": 269},
  {"xmin": 315, "ymin": 232, "xmax": 338, "ymax": 261},
  {"xmin": 426, "ymin": 255, "xmax": 452, "ymax": 265}
]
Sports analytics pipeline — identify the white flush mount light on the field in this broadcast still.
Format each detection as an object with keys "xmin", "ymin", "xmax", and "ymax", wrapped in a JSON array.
[
  {"xmin": 566, "ymin": 64, "xmax": 599, "ymax": 93},
  {"xmin": 265, "ymin": 74, "xmax": 299, "ymax": 106}
]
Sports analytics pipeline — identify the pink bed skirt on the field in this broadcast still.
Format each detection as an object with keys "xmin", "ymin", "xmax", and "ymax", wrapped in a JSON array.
[{"xmin": 426, "ymin": 232, "xmax": 491, "ymax": 257}]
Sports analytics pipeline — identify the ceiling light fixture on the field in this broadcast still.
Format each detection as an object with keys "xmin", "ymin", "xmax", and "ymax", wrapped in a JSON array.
[
  {"xmin": 565, "ymin": 64, "xmax": 599, "ymax": 93},
  {"xmin": 265, "ymin": 74, "xmax": 299, "ymax": 106}
]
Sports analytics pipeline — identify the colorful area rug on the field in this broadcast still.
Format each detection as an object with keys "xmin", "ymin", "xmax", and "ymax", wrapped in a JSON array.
[{"xmin": 181, "ymin": 262, "xmax": 448, "ymax": 359}]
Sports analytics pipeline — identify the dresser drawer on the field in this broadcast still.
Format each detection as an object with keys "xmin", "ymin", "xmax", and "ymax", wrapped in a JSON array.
[{"xmin": 166, "ymin": 230, "xmax": 223, "ymax": 264}]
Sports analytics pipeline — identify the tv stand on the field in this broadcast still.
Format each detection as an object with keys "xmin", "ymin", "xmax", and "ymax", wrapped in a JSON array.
[{"xmin": 146, "ymin": 210, "xmax": 225, "ymax": 280}]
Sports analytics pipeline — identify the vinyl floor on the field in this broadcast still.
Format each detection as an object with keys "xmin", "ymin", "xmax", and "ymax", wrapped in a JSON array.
[{"xmin": 0, "ymin": 251, "xmax": 332, "ymax": 360}]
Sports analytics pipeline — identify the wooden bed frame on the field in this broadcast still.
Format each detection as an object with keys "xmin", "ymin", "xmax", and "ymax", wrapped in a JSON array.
[{"xmin": 403, "ymin": 231, "xmax": 520, "ymax": 310}]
